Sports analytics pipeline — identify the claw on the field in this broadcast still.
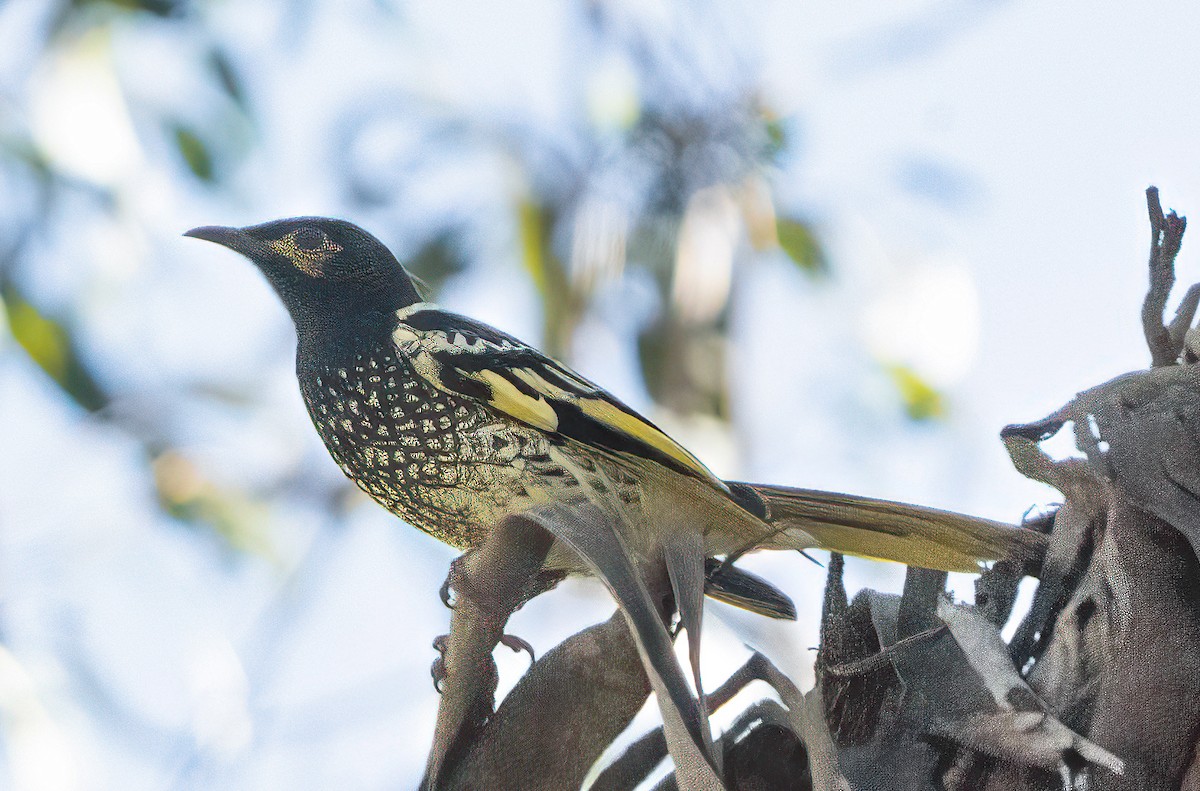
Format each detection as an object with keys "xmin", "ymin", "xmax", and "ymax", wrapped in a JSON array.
[
  {"xmin": 439, "ymin": 575, "xmax": 456, "ymax": 609},
  {"xmin": 499, "ymin": 633, "xmax": 535, "ymax": 663},
  {"xmin": 431, "ymin": 634, "xmax": 450, "ymax": 692},
  {"xmin": 431, "ymin": 656, "xmax": 448, "ymax": 693}
]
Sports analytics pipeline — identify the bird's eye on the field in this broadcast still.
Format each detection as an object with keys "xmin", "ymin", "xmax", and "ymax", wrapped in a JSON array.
[{"xmin": 293, "ymin": 227, "xmax": 326, "ymax": 252}]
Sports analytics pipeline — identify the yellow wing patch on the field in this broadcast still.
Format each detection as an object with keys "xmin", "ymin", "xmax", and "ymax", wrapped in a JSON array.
[
  {"xmin": 508, "ymin": 363, "xmax": 726, "ymax": 492},
  {"xmin": 509, "ymin": 366, "xmax": 572, "ymax": 398},
  {"xmin": 473, "ymin": 369, "xmax": 560, "ymax": 432},
  {"xmin": 575, "ymin": 397, "xmax": 719, "ymax": 485}
]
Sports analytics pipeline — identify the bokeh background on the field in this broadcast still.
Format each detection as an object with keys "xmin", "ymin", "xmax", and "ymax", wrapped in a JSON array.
[{"xmin": 2, "ymin": 1, "xmax": 1199, "ymax": 788}]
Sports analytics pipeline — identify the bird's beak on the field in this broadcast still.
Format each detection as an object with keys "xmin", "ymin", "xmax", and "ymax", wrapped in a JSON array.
[{"xmin": 184, "ymin": 225, "xmax": 262, "ymax": 257}]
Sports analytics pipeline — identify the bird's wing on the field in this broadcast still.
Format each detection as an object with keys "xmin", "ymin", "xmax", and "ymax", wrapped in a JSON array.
[{"xmin": 391, "ymin": 304, "xmax": 728, "ymax": 493}]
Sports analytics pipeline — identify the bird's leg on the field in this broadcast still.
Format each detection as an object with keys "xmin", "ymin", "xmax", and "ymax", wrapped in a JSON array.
[
  {"xmin": 422, "ymin": 514, "xmax": 556, "ymax": 791},
  {"xmin": 497, "ymin": 633, "xmax": 536, "ymax": 661}
]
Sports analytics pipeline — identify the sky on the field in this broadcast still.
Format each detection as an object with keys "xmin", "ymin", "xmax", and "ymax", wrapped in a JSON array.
[{"xmin": 1, "ymin": 1, "xmax": 1199, "ymax": 789}]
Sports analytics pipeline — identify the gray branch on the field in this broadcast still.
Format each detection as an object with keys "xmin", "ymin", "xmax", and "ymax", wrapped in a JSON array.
[{"xmin": 419, "ymin": 187, "xmax": 1200, "ymax": 790}]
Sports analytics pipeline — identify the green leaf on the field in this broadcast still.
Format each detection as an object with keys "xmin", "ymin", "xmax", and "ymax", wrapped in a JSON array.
[
  {"xmin": 208, "ymin": 48, "xmax": 249, "ymax": 111},
  {"xmin": 518, "ymin": 199, "xmax": 550, "ymax": 297},
  {"xmin": 776, "ymin": 217, "xmax": 827, "ymax": 277},
  {"xmin": 1, "ymin": 282, "xmax": 108, "ymax": 412},
  {"xmin": 763, "ymin": 116, "xmax": 787, "ymax": 161},
  {"xmin": 72, "ymin": 0, "xmax": 182, "ymax": 17},
  {"xmin": 171, "ymin": 124, "xmax": 214, "ymax": 182},
  {"xmin": 2, "ymin": 137, "xmax": 53, "ymax": 183},
  {"xmin": 516, "ymin": 198, "xmax": 576, "ymax": 358},
  {"xmin": 885, "ymin": 364, "xmax": 947, "ymax": 423}
]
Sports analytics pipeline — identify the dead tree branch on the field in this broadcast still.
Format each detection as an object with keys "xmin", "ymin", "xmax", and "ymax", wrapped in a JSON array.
[{"xmin": 420, "ymin": 186, "xmax": 1200, "ymax": 790}]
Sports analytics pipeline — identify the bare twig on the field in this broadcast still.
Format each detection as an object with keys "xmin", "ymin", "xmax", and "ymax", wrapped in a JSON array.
[
  {"xmin": 591, "ymin": 652, "xmax": 776, "ymax": 791},
  {"xmin": 1167, "ymin": 282, "xmax": 1200, "ymax": 353},
  {"xmin": 822, "ymin": 625, "xmax": 949, "ymax": 679},
  {"xmin": 1141, "ymin": 186, "xmax": 1189, "ymax": 366}
]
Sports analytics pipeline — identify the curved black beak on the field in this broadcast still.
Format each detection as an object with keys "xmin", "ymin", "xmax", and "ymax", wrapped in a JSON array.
[{"xmin": 184, "ymin": 225, "xmax": 262, "ymax": 257}]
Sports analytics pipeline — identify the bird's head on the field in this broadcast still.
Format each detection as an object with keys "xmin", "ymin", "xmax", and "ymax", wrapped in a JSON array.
[{"xmin": 185, "ymin": 217, "xmax": 422, "ymax": 332}]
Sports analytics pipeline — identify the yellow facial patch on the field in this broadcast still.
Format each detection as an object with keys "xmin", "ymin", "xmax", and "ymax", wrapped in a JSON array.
[{"xmin": 267, "ymin": 229, "xmax": 343, "ymax": 277}]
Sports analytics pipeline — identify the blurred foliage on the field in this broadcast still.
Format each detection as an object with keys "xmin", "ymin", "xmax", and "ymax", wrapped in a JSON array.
[
  {"xmin": 0, "ymin": 280, "xmax": 108, "ymax": 412},
  {"xmin": 638, "ymin": 319, "xmax": 730, "ymax": 418},
  {"xmin": 777, "ymin": 216, "xmax": 829, "ymax": 277},
  {"xmin": 762, "ymin": 116, "xmax": 789, "ymax": 161},
  {"xmin": 207, "ymin": 47, "xmax": 249, "ymax": 112},
  {"xmin": 886, "ymin": 363, "xmax": 947, "ymax": 422},
  {"xmin": 0, "ymin": 0, "xmax": 264, "ymax": 546},
  {"xmin": 518, "ymin": 198, "xmax": 582, "ymax": 360},
  {"xmin": 153, "ymin": 451, "xmax": 277, "ymax": 559},
  {"xmin": 406, "ymin": 228, "xmax": 471, "ymax": 298},
  {"xmin": 67, "ymin": 0, "xmax": 183, "ymax": 19},
  {"xmin": 170, "ymin": 123, "xmax": 215, "ymax": 182}
]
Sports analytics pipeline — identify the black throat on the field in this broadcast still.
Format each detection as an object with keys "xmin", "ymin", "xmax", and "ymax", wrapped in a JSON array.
[
  {"xmin": 295, "ymin": 304, "xmax": 401, "ymax": 376},
  {"xmin": 282, "ymin": 250, "xmax": 420, "ymax": 356}
]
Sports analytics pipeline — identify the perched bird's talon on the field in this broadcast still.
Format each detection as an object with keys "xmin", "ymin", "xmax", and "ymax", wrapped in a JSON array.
[
  {"xmin": 431, "ymin": 657, "xmax": 447, "ymax": 693},
  {"xmin": 431, "ymin": 634, "xmax": 451, "ymax": 692},
  {"xmin": 439, "ymin": 577, "xmax": 456, "ymax": 609},
  {"xmin": 498, "ymin": 633, "xmax": 535, "ymax": 662}
]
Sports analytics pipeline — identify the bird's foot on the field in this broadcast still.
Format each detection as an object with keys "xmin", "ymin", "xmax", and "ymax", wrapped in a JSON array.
[
  {"xmin": 431, "ymin": 634, "xmax": 450, "ymax": 692},
  {"xmin": 431, "ymin": 631, "xmax": 533, "ymax": 693},
  {"xmin": 498, "ymin": 633, "xmax": 535, "ymax": 662},
  {"xmin": 439, "ymin": 556, "xmax": 469, "ymax": 609}
]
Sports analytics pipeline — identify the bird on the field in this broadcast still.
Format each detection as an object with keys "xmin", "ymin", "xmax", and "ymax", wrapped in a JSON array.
[{"xmin": 186, "ymin": 217, "xmax": 1043, "ymax": 620}]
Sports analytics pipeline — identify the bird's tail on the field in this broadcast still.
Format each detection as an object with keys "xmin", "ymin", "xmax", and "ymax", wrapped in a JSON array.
[{"xmin": 729, "ymin": 482, "xmax": 1046, "ymax": 574}]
